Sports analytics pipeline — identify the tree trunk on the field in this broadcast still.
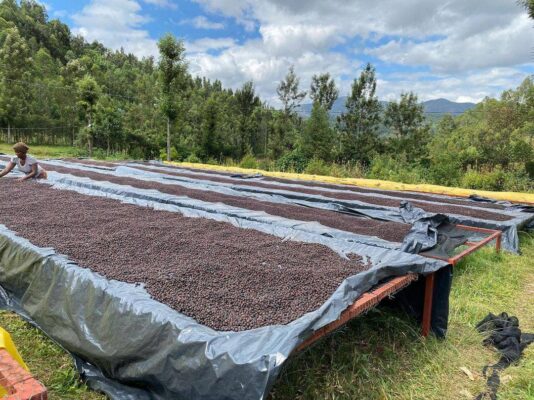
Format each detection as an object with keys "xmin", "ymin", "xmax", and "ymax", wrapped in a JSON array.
[
  {"xmin": 7, "ymin": 121, "xmax": 11, "ymax": 143},
  {"xmin": 167, "ymin": 116, "xmax": 171, "ymax": 161},
  {"xmin": 88, "ymin": 115, "xmax": 93, "ymax": 158}
]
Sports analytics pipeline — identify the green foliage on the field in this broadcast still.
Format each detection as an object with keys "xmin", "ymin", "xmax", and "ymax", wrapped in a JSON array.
[
  {"xmin": 276, "ymin": 148, "xmax": 308, "ymax": 173},
  {"xmin": 384, "ymin": 92, "xmax": 430, "ymax": 162},
  {"xmin": 460, "ymin": 166, "xmax": 533, "ymax": 192},
  {"xmin": 159, "ymin": 146, "xmax": 179, "ymax": 161},
  {"xmin": 0, "ymin": 1, "xmax": 531, "ymax": 193},
  {"xmin": 301, "ymin": 102, "xmax": 334, "ymax": 161},
  {"xmin": 277, "ymin": 65, "xmax": 307, "ymax": 115},
  {"xmin": 310, "ymin": 72, "xmax": 339, "ymax": 111},
  {"xmin": 239, "ymin": 153, "xmax": 258, "ymax": 169},
  {"xmin": 368, "ymin": 154, "xmax": 427, "ymax": 184},
  {"xmin": 337, "ymin": 63, "xmax": 382, "ymax": 165},
  {"xmin": 185, "ymin": 153, "xmax": 201, "ymax": 163},
  {"xmin": 304, "ymin": 158, "xmax": 331, "ymax": 175}
]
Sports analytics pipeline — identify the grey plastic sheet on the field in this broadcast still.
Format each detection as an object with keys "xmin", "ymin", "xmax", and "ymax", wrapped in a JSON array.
[
  {"xmin": 42, "ymin": 159, "xmax": 533, "ymax": 253},
  {"xmin": 0, "ymin": 218, "xmax": 447, "ymax": 400},
  {"xmin": 138, "ymin": 162, "xmax": 534, "ymax": 215}
]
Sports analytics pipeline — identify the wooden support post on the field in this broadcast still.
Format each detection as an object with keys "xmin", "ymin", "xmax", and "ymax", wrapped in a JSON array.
[{"xmin": 421, "ymin": 272, "xmax": 435, "ymax": 337}]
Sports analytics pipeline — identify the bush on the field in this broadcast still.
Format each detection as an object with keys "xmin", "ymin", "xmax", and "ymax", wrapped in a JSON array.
[
  {"xmin": 92, "ymin": 148, "xmax": 107, "ymax": 160},
  {"xmin": 304, "ymin": 158, "xmax": 331, "ymax": 176},
  {"xmin": 368, "ymin": 155, "xmax": 426, "ymax": 184},
  {"xmin": 460, "ymin": 167, "xmax": 506, "ymax": 191},
  {"xmin": 276, "ymin": 148, "xmax": 308, "ymax": 173},
  {"xmin": 329, "ymin": 162, "xmax": 366, "ymax": 178},
  {"xmin": 159, "ymin": 147, "xmax": 179, "ymax": 161},
  {"xmin": 239, "ymin": 153, "xmax": 258, "ymax": 169},
  {"xmin": 460, "ymin": 166, "xmax": 534, "ymax": 192},
  {"xmin": 257, "ymin": 158, "xmax": 274, "ymax": 171},
  {"xmin": 185, "ymin": 153, "xmax": 201, "ymax": 163}
]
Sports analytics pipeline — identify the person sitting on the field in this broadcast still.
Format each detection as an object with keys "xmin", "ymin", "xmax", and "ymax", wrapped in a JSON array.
[{"xmin": 0, "ymin": 142, "xmax": 48, "ymax": 181}]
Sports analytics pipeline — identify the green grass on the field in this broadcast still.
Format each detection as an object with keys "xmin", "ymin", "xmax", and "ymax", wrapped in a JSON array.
[
  {"xmin": 1, "ymin": 234, "xmax": 532, "ymax": 399},
  {"xmin": 0, "ymin": 143, "xmax": 82, "ymax": 159},
  {"xmin": 0, "ymin": 312, "xmax": 106, "ymax": 399},
  {"xmin": 270, "ymin": 233, "xmax": 534, "ymax": 400},
  {"xmin": 0, "ymin": 143, "xmax": 134, "ymax": 161}
]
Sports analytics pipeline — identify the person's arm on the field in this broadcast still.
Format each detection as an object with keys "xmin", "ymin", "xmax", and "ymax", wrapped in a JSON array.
[
  {"xmin": 0, "ymin": 161, "xmax": 15, "ymax": 178},
  {"xmin": 18, "ymin": 163, "xmax": 38, "ymax": 181}
]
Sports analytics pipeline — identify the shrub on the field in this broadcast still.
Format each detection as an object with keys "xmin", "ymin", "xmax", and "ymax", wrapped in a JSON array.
[
  {"xmin": 185, "ymin": 153, "xmax": 201, "ymax": 163},
  {"xmin": 276, "ymin": 148, "xmax": 308, "ymax": 173},
  {"xmin": 239, "ymin": 153, "xmax": 258, "ymax": 169},
  {"xmin": 304, "ymin": 158, "xmax": 331, "ymax": 176},
  {"xmin": 257, "ymin": 158, "xmax": 274, "ymax": 171},
  {"xmin": 159, "ymin": 147, "xmax": 179, "ymax": 161},
  {"xmin": 368, "ymin": 155, "xmax": 426, "ymax": 184},
  {"xmin": 460, "ymin": 167, "xmax": 506, "ymax": 191}
]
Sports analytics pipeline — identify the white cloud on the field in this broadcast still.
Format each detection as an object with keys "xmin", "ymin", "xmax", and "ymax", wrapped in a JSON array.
[
  {"xmin": 376, "ymin": 67, "xmax": 533, "ymax": 103},
  {"xmin": 142, "ymin": 0, "xmax": 177, "ymax": 9},
  {"xmin": 190, "ymin": 16, "xmax": 225, "ymax": 30},
  {"xmin": 185, "ymin": 37, "xmax": 236, "ymax": 53},
  {"xmin": 72, "ymin": 0, "xmax": 158, "ymax": 58},
  {"xmin": 186, "ymin": 0, "xmax": 533, "ymax": 104},
  {"xmin": 367, "ymin": 14, "xmax": 533, "ymax": 73}
]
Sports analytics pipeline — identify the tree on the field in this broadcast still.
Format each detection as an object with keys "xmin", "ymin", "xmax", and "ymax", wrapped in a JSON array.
[
  {"xmin": 277, "ymin": 65, "xmax": 306, "ymax": 115},
  {"xmin": 200, "ymin": 94, "xmax": 223, "ymax": 160},
  {"xmin": 384, "ymin": 92, "xmax": 430, "ymax": 162},
  {"xmin": 158, "ymin": 34, "xmax": 186, "ymax": 161},
  {"xmin": 337, "ymin": 63, "xmax": 382, "ymax": 164},
  {"xmin": 76, "ymin": 74, "xmax": 100, "ymax": 156},
  {"xmin": 301, "ymin": 102, "xmax": 334, "ymax": 161},
  {"xmin": 310, "ymin": 73, "xmax": 338, "ymax": 112},
  {"xmin": 519, "ymin": 0, "xmax": 534, "ymax": 19},
  {"xmin": 0, "ymin": 27, "xmax": 32, "ymax": 142},
  {"xmin": 235, "ymin": 81, "xmax": 260, "ymax": 157}
]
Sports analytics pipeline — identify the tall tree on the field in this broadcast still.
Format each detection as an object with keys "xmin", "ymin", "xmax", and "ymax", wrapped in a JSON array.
[
  {"xmin": 301, "ymin": 102, "xmax": 334, "ymax": 161},
  {"xmin": 310, "ymin": 72, "xmax": 339, "ymax": 112},
  {"xmin": 235, "ymin": 81, "xmax": 260, "ymax": 156},
  {"xmin": 277, "ymin": 65, "xmax": 306, "ymax": 115},
  {"xmin": 384, "ymin": 92, "xmax": 429, "ymax": 161},
  {"xmin": 76, "ymin": 74, "xmax": 100, "ymax": 157},
  {"xmin": 0, "ymin": 27, "xmax": 32, "ymax": 142},
  {"xmin": 157, "ymin": 33, "xmax": 186, "ymax": 161},
  {"xmin": 337, "ymin": 63, "xmax": 382, "ymax": 164}
]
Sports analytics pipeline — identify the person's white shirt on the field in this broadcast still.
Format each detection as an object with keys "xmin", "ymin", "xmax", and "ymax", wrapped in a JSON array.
[{"xmin": 10, "ymin": 155, "xmax": 43, "ymax": 177}]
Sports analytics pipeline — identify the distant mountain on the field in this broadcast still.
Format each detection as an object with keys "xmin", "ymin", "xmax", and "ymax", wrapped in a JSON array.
[{"xmin": 295, "ymin": 97, "xmax": 477, "ymax": 119}]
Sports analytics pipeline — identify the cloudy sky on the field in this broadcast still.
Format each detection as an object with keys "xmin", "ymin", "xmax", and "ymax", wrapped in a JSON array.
[{"xmin": 43, "ymin": 0, "xmax": 533, "ymax": 106}]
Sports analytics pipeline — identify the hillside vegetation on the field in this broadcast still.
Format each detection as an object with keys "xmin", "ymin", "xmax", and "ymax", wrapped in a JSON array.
[{"xmin": 0, "ymin": 0, "xmax": 532, "ymax": 192}]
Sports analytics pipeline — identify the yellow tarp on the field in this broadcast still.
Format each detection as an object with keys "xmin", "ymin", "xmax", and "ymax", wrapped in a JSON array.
[
  {"xmin": 0, "ymin": 327, "xmax": 28, "ymax": 395},
  {"xmin": 167, "ymin": 162, "xmax": 534, "ymax": 204}
]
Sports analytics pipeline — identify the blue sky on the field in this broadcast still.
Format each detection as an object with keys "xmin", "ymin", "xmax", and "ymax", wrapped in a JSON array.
[{"xmin": 42, "ymin": 0, "xmax": 534, "ymax": 106}]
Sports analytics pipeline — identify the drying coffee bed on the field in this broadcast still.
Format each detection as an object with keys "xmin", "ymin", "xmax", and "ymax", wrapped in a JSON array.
[
  {"xmin": 137, "ymin": 163, "xmax": 506, "ymax": 211},
  {"xmin": 0, "ymin": 179, "xmax": 371, "ymax": 331},
  {"xmin": 40, "ymin": 163, "xmax": 412, "ymax": 243},
  {"xmin": 120, "ymin": 163, "xmax": 511, "ymax": 222}
]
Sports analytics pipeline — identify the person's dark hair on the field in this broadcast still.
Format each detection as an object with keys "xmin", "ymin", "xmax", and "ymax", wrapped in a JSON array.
[{"xmin": 13, "ymin": 142, "xmax": 29, "ymax": 154}]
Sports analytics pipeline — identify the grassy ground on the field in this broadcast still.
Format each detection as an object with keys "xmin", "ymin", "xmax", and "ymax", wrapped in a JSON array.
[
  {"xmin": 0, "ymin": 143, "xmax": 80, "ymax": 159},
  {"xmin": 1, "ymin": 234, "xmax": 532, "ymax": 399}
]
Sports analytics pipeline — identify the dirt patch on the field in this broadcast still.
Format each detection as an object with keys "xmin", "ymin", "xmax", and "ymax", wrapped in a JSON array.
[{"xmin": 0, "ymin": 179, "xmax": 372, "ymax": 331}]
